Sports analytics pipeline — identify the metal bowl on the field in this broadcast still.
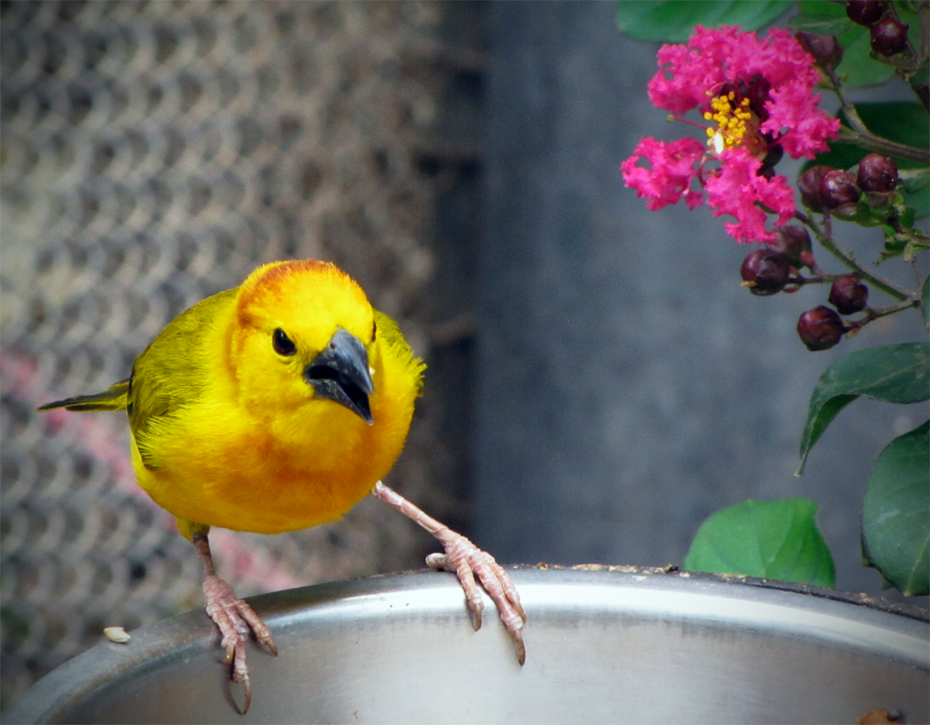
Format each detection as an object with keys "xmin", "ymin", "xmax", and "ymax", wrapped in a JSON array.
[{"xmin": 5, "ymin": 567, "xmax": 928, "ymax": 724}]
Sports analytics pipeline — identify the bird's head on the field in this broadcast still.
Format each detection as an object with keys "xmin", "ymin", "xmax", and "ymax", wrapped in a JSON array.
[{"xmin": 230, "ymin": 259, "xmax": 377, "ymax": 425}]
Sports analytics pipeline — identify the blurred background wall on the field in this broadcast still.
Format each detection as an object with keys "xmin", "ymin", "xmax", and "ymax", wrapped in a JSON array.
[
  {"xmin": 475, "ymin": 2, "xmax": 926, "ymax": 595},
  {"xmin": 1, "ymin": 0, "xmax": 926, "ymax": 709},
  {"xmin": 1, "ymin": 0, "xmax": 485, "ymax": 705}
]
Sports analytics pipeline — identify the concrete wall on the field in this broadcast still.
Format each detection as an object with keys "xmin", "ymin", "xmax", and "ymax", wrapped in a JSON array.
[{"xmin": 476, "ymin": 1, "xmax": 926, "ymax": 597}]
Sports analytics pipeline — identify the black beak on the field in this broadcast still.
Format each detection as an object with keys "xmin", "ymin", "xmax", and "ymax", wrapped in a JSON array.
[{"xmin": 304, "ymin": 327, "xmax": 374, "ymax": 425}]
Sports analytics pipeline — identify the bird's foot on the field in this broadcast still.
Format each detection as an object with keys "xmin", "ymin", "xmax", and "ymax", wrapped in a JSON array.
[
  {"xmin": 426, "ymin": 529, "xmax": 527, "ymax": 665},
  {"xmin": 202, "ymin": 573, "xmax": 278, "ymax": 715},
  {"xmin": 372, "ymin": 481, "xmax": 527, "ymax": 665}
]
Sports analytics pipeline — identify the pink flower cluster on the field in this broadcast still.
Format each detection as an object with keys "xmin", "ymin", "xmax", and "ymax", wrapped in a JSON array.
[{"xmin": 622, "ymin": 26, "xmax": 840, "ymax": 243}]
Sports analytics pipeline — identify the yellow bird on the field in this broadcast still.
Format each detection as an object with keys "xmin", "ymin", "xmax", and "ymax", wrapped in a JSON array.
[{"xmin": 39, "ymin": 259, "xmax": 525, "ymax": 712}]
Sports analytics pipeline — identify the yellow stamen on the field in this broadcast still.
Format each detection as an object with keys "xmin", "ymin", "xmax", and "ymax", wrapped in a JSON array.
[{"xmin": 704, "ymin": 92, "xmax": 765, "ymax": 158}]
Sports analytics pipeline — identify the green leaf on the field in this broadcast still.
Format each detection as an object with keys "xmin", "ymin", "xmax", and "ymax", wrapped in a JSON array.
[
  {"xmin": 804, "ymin": 102, "xmax": 930, "ymax": 219},
  {"xmin": 839, "ymin": 26, "xmax": 897, "ymax": 86},
  {"xmin": 684, "ymin": 498, "xmax": 836, "ymax": 587},
  {"xmin": 810, "ymin": 102, "xmax": 929, "ymax": 170},
  {"xmin": 879, "ymin": 203, "xmax": 919, "ymax": 260},
  {"xmin": 908, "ymin": 64, "xmax": 930, "ymax": 90},
  {"xmin": 862, "ymin": 421, "xmax": 929, "ymax": 596},
  {"xmin": 616, "ymin": 0, "xmax": 792, "ymax": 43},
  {"xmin": 799, "ymin": 1, "xmax": 895, "ymax": 86},
  {"xmin": 852, "ymin": 103, "xmax": 930, "ymax": 168},
  {"xmin": 879, "ymin": 232, "xmax": 909, "ymax": 261},
  {"xmin": 876, "ymin": 204, "xmax": 922, "ymax": 261},
  {"xmin": 900, "ymin": 167, "xmax": 930, "ymax": 194},
  {"xmin": 798, "ymin": 343, "xmax": 930, "ymax": 473}
]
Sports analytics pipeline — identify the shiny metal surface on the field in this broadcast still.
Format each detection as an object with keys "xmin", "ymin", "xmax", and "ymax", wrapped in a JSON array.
[{"xmin": 5, "ymin": 568, "xmax": 928, "ymax": 724}]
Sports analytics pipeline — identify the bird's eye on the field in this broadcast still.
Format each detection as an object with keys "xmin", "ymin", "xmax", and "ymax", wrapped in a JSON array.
[{"xmin": 272, "ymin": 328, "xmax": 297, "ymax": 356}]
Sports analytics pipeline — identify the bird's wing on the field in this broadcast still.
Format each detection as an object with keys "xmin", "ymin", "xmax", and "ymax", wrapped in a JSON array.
[
  {"xmin": 37, "ymin": 379, "xmax": 131, "ymax": 412},
  {"xmin": 129, "ymin": 288, "xmax": 237, "ymax": 469},
  {"xmin": 374, "ymin": 310, "xmax": 425, "ymax": 396}
]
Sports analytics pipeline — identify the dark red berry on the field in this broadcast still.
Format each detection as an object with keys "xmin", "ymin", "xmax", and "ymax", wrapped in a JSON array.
[
  {"xmin": 798, "ymin": 306, "xmax": 845, "ymax": 350},
  {"xmin": 829, "ymin": 275, "xmax": 869, "ymax": 314},
  {"xmin": 819, "ymin": 169, "xmax": 860, "ymax": 208},
  {"xmin": 798, "ymin": 166, "xmax": 833, "ymax": 211},
  {"xmin": 857, "ymin": 153, "xmax": 898, "ymax": 192},
  {"xmin": 770, "ymin": 225, "xmax": 811, "ymax": 266},
  {"xmin": 718, "ymin": 82, "xmax": 740, "ymax": 100},
  {"xmin": 795, "ymin": 32, "xmax": 844, "ymax": 68},
  {"xmin": 741, "ymin": 249, "xmax": 791, "ymax": 296},
  {"xmin": 846, "ymin": 0, "xmax": 885, "ymax": 26},
  {"xmin": 870, "ymin": 16, "xmax": 909, "ymax": 56}
]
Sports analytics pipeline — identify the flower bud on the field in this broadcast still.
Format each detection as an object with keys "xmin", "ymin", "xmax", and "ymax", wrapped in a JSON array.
[
  {"xmin": 870, "ymin": 16, "xmax": 909, "ymax": 56},
  {"xmin": 740, "ymin": 249, "xmax": 791, "ymax": 296},
  {"xmin": 760, "ymin": 143, "xmax": 784, "ymax": 173},
  {"xmin": 857, "ymin": 153, "xmax": 897, "ymax": 192},
  {"xmin": 769, "ymin": 225, "xmax": 811, "ymax": 266},
  {"xmin": 798, "ymin": 166, "xmax": 833, "ymax": 211},
  {"xmin": 829, "ymin": 275, "xmax": 869, "ymax": 314},
  {"xmin": 795, "ymin": 32, "xmax": 844, "ymax": 68},
  {"xmin": 746, "ymin": 73, "xmax": 772, "ymax": 122},
  {"xmin": 819, "ymin": 169, "xmax": 860, "ymax": 208},
  {"xmin": 797, "ymin": 306, "xmax": 845, "ymax": 350},
  {"xmin": 846, "ymin": 0, "xmax": 885, "ymax": 26}
]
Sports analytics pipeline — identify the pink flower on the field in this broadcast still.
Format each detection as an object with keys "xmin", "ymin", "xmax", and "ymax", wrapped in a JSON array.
[
  {"xmin": 705, "ymin": 149, "xmax": 796, "ymax": 243},
  {"xmin": 762, "ymin": 82, "xmax": 841, "ymax": 160},
  {"xmin": 647, "ymin": 26, "xmax": 837, "ymax": 160},
  {"xmin": 622, "ymin": 25, "xmax": 840, "ymax": 243},
  {"xmin": 621, "ymin": 137, "xmax": 705, "ymax": 211}
]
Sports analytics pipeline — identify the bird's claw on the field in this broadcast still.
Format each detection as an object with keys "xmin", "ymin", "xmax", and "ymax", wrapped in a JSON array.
[
  {"xmin": 428, "ymin": 531, "xmax": 527, "ymax": 666},
  {"xmin": 231, "ymin": 638, "xmax": 251, "ymax": 714},
  {"xmin": 203, "ymin": 573, "xmax": 277, "ymax": 714},
  {"xmin": 371, "ymin": 482, "xmax": 527, "ymax": 665}
]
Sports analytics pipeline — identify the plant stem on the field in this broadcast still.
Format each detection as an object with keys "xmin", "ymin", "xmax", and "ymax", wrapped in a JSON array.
[
  {"xmin": 846, "ymin": 299, "xmax": 921, "ymax": 333},
  {"xmin": 789, "ymin": 272, "xmax": 845, "ymax": 286},
  {"xmin": 889, "ymin": 215, "xmax": 930, "ymax": 243},
  {"xmin": 794, "ymin": 210, "xmax": 914, "ymax": 301},
  {"xmin": 825, "ymin": 66, "xmax": 869, "ymax": 136},
  {"xmin": 912, "ymin": 257, "xmax": 924, "ymax": 289},
  {"xmin": 815, "ymin": 234, "xmax": 908, "ymax": 298},
  {"xmin": 897, "ymin": 0, "xmax": 930, "ymax": 113},
  {"xmin": 832, "ymin": 128, "xmax": 930, "ymax": 164},
  {"xmin": 868, "ymin": 300, "xmax": 921, "ymax": 319},
  {"xmin": 824, "ymin": 67, "xmax": 930, "ymax": 164},
  {"xmin": 921, "ymin": 0, "xmax": 929, "ymax": 63}
]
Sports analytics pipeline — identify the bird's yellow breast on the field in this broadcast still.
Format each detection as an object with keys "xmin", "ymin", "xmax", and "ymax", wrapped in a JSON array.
[
  {"xmin": 132, "ymin": 343, "xmax": 413, "ymax": 533},
  {"xmin": 127, "ymin": 261, "xmax": 423, "ymax": 535}
]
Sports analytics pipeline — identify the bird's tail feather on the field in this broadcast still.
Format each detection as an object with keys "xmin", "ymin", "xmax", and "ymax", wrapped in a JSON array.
[{"xmin": 37, "ymin": 379, "xmax": 130, "ymax": 412}]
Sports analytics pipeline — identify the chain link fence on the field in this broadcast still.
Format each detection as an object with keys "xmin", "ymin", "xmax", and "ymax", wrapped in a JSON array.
[{"xmin": 1, "ymin": 0, "xmax": 484, "ymax": 706}]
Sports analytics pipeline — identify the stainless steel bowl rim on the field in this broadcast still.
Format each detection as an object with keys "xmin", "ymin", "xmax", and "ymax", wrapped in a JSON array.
[{"xmin": 5, "ymin": 566, "xmax": 928, "ymax": 724}]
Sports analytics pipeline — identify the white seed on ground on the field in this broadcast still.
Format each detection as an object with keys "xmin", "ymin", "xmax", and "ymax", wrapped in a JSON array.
[{"xmin": 104, "ymin": 626, "xmax": 131, "ymax": 643}]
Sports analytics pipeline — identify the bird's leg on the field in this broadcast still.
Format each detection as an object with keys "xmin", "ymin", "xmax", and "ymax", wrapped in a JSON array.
[
  {"xmin": 372, "ymin": 481, "xmax": 526, "ymax": 665},
  {"xmin": 192, "ymin": 530, "xmax": 278, "ymax": 715}
]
